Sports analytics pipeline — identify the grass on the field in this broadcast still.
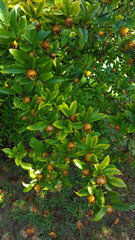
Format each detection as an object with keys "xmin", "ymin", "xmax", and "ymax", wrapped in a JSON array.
[{"xmin": 0, "ymin": 156, "xmax": 135, "ymax": 240}]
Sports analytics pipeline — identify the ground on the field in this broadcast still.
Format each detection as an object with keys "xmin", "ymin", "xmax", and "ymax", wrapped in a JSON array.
[{"xmin": 0, "ymin": 150, "xmax": 135, "ymax": 240}]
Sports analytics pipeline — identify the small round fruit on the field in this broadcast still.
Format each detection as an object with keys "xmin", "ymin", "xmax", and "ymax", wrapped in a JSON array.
[
  {"xmin": 65, "ymin": 157, "xmax": 70, "ymax": 163},
  {"xmin": 105, "ymin": 0, "xmax": 112, "ymax": 4},
  {"xmin": 46, "ymin": 125, "xmax": 54, "ymax": 133},
  {"xmin": 23, "ymin": 96, "xmax": 31, "ymax": 103},
  {"xmin": 99, "ymin": 58, "xmax": 103, "ymax": 62},
  {"xmin": 115, "ymin": 125, "xmax": 120, "ymax": 130},
  {"xmin": 120, "ymin": 27, "xmax": 129, "ymax": 36},
  {"xmin": 82, "ymin": 169, "xmax": 90, "ymax": 176},
  {"xmin": 50, "ymin": 52, "xmax": 56, "ymax": 59},
  {"xmin": 10, "ymin": 40, "xmax": 18, "ymax": 49},
  {"xmin": 106, "ymin": 204, "xmax": 113, "ymax": 214},
  {"xmin": 31, "ymin": 108, "xmax": 37, "ymax": 117},
  {"xmin": 47, "ymin": 164, "xmax": 54, "ymax": 171},
  {"xmin": 42, "ymin": 152, "xmax": 48, "ymax": 158},
  {"xmin": 34, "ymin": 183, "xmax": 41, "ymax": 192},
  {"xmin": 74, "ymin": 78, "xmax": 79, "ymax": 84},
  {"xmin": 104, "ymin": 42, "xmax": 108, "ymax": 46},
  {"xmin": 68, "ymin": 141, "xmax": 76, "ymax": 150},
  {"xmin": 70, "ymin": 114, "xmax": 77, "ymax": 122},
  {"xmin": 5, "ymin": 83, "xmax": 9, "ymax": 88},
  {"xmin": 65, "ymin": 17, "xmax": 73, "ymax": 27},
  {"xmin": 36, "ymin": 96, "xmax": 43, "ymax": 104},
  {"xmin": 128, "ymin": 41, "xmax": 135, "ymax": 49},
  {"xmin": 52, "ymin": 25, "xmax": 61, "ymax": 35},
  {"xmin": 22, "ymin": 115, "xmax": 27, "ymax": 120},
  {"xmin": 28, "ymin": 51, "xmax": 36, "ymax": 58},
  {"xmin": 128, "ymin": 58, "xmax": 134, "ymax": 65},
  {"xmin": 109, "ymin": 123, "xmax": 113, "ymax": 127},
  {"xmin": 81, "ymin": 137, "xmax": 86, "ymax": 142},
  {"xmin": 98, "ymin": 31, "xmax": 104, "ymax": 37},
  {"xmin": 87, "ymin": 195, "xmax": 96, "ymax": 203},
  {"xmin": 57, "ymin": 183, "xmax": 62, "ymax": 190},
  {"xmin": 96, "ymin": 175, "xmax": 107, "ymax": 185},
  {"xmin": 85, "ymin": 153, "xmax": 91, "ymax": 163},
  {"xmin": 63, "ymin": 170, "xmax": 68, "ymax": 176},
  {"xmin": 37, "ymin": 173, "xmax": 43, "ymax": 180},
  {"xmin": 85, "ymin": 71, "xmax": 92, "ymax": 77},
  {"xmin": 47, "ymin": 173, "xmax": 51, "ymax": 179},
  {"xmin": 27, "ymin": 69, "xmax": 37, "ymax": 80},
  {"xmin": 112, "ymin": 68, "xmax": 116, "ymax": 73},
  {"xmin": 100, "ymin": 93, "xmax": 104, "ymax": 97},
  {"xmin": 83, "ymin": 123, "xmax": 92, "ymax": 131},
  {"xmin": 33, "ymin": 20, "xmax": 40, "ymax": 29},
  {"xmin": 41, "ymin": 40, "xmax": 49, "ymax": 50}
]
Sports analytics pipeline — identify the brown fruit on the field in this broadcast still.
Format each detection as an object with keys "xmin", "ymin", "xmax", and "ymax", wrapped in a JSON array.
[
  {"xmin": 47, "ymin": 173, "xmax": 51, "ymax": 179},
  {"xmin": 68, "ymin": 141, "xmax": 76, "ymax": 150},
  {"xmin": 105, "ymin": 0, "xmax": 112, "ymax": 4},
  {"xmin": 77, "ymin": 220, "xmax": 84, "ymax": 231},
  {"xmin": 49, "ymin": 232, "xmax": 57, "ymax": 238},
  {"xmin": 85, "ymin": 71, "xmax": 92, "ymax": 77},
  {"xmin": 100, "ymin": 93, "xmax": 104, "ymax": 97},
  {"xmin": 32, "ymin": 19, "xmax": 40, "ymax": 29},
  {"xmin": 106, "ymin": 204, "xmax": 113, "ymax": 214},
  {"xmin": 41, "ymin": 40, "xmax": 49, "ymax": 50},
  {"xmin": 27, "ymin": 69, "xmax": 37, "ymax": 80},
  {"xmin": 128, "ymin": 58, "xmax": 134, "ymax": 65},
  {"xmin": 22, "ymin": 115, "xmax": 27, "ymax": 120},
  {"xmin": 56, "ymin": 131, "xmax": 60, "ymax": 138},
  {"xmin": 32, "ymin": 205, "xmax": 38, "ymax": 213},
  {"xmin": 99, "ymin": 58, "xmax": 103, "ymax": 62},
  {"xmin": 50, "ymin": 52, "xmax": 56, "ymax": 59},
  {"xmin": 81, "ymin": 137, "xmax": 86, "ymax": 142},
  {"xmin": 109, "ymin": 123, "xmax": 113, "ymax": 127},
  {"xmin": 57, "ymin": 183, "xmax": 62, "ymax": 190},
  {"xmin": 31, "ymin": 108, "xmax": 37, "ymax": 117},
  {"xmin": 112, "ymin": 68, "xmax": 116, "ymax": 73},
  {"xmin": 46, "ymin": 125, "xmax": 54, "ymax": 133},
  {"xmin": 28, "ymin": 50, "xmax": 36, "ymax": 58},
  {"xmin": 70, "ymin": 114, "xmax": 77, "ymax": 122},
  {"xmin": 128, "ymin": 41, "xmax": 135, "ymax": 49},
  {"xmin": 87, "ymin": 195, "xmax": 96, "ymax": 203},
  {"xmin": 37, "ymin": 173, "xmax": 43, "ymax": 180},
  {"xmin": 35, "ymin": 81, "xmax": 44, "ymax": 87},
  {"xmin": 96, "ymin": 175, "xmax": 107, "ymax": 185},
  {"xmin": 65, "ymin": 17, "xmax": 73, "ymax": 27},
  {"xmin": 34, "ymin": 183, "xmax": 41, "ymax": 192},
  {"xmin": 82, "ymin": 169, "xmax": 90, "ymax": 176},
  {"xmin": 42, "ymin": 152, "xmax": 48, "ymax": 158},
  {"xmin": 63, "ymin": 170, "xmax": 68, "ymax": 176},
  {"xmin": 74, "ymin": 78, "xmax": 79, "ymax": 84},
  {"xmin": 25, "ymin": 227, "xmax": 35, "ymax": 235},
  {"xmin": 65, "ymin": 157, "xmax": 70, "ymax": 163},
  {"xmin": 120, "ymin": 27, "xmax": 129, "ymax": 36},
  {"xmin": 23, "ymin": 96, "xmax": 31, "ymax": 103},
  {"xmin": 104, "ymin": 42, "xmax": 108, "ymax": 46},
  {"xmin": 98, "ymin": 31, "xmax": 104, "ymax": 37},
  {"xmin": 52, "ymin": 25, "xmax": 61, "ymax": 35},
  {"xmin": 36, "ymin": 96, "xmax": 43, "ymax": 104},
  {"xmin": 10, "ymin": 40, "xmax": 18, "ymax": 49},
  {"xmin": 115, "ymin": 125, "xmax": 120, "ymax": 130},
  {"xmin": 85, "ymin": 153, "xmax": 91, "ymax": 163},
  {"xmin": 47, "ymin": 164, "xmax": 54, "ymax": 171},
  {"xmin": 83, "ymin": 123, "xmax": 92, "ymax": 131}
]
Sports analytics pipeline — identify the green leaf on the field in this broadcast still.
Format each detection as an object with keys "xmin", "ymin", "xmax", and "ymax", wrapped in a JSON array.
[
  {"xmin": 9, "ymin": 8, "xmax": 18, "ymax": 34},
  {"xmin": 39, "ymin": 73, "xmax": 53, "ymax": 82},
  {"xmin": 73, "ymin": 159, "xmax": 88, "ymax": 170},
  {"xmin": 53, "ymin": 120, "xmax": 65, "ymax": 129},
  {"xmin": 30, "ymin": 137, "xmax": 44, "ymax": 153},
  {"xmin": 128, "ymin": 125, "xmax": 135, "ymax": 133},
  {"xmin": 22, "ymin": 180, "xmax": 36, "ymax": 193},
  {"xmin": 75, "ymin": 187, "xmax": 88, "ymax": 197},
  {"xmin": 60, "ymin": 104, "xmax": 70, "ymax": 117},
  {"xmin": 3, "ymin": 148, "xmax": 14, "ymax": 158},
  {"xmin": 108, "ymin": 177, "xmax": 126, "ymax": 188},
  {"xmin": 93, "ymin": 144, "xmax": 110, "ymax": 150},
  {"xmin": 0, "ymin": 88, "xmax": 14, "ymax": 95},
  {"xmin": 112, "ymin": 203, "xmax": 135, "ymax": 211},
  {"xmin": 104, "ymin": 167, "xmax": 122, "ymax": 176},
  {"xmin": 89, "ymin": 113, "xmax": 106, "ymax": 122},
  {"xmin": 36, "ymin": 0, "xmax": 46, "ymax": 17},
  {"xmin": 78, "ymin": 27, "xmax": 88, "ymax": 49},
  {"xmin": 61, "ymin": 177, "xmax": 73, "ymax": 188},
  {"xmin": 1, "ymin": 64, "xmax": 26, "ymax": 74},
  {"xmin": 9, "ymin": 49, "xmax": 27, "ymax": 65},
  {"xmin": 36, "ymin": 30, "xmax": 50, "ymax": 42},
  {"xmin": 91, "ymin": 206, "xmax": 107, "ymax": 221},
  {"xmin": 93, "ymin": 135, "xmax": 98, "ymax": 146},
  {"xmin": 18, "ymin": 16, "xmax": 27, "ymax": 35},
  {"xmin": 59, "ymin": 130, "xmax": 68, "ymax": 140},
  {"xmin": 86, "ymin": 134, "xmax": 93, "ymax": 149},
  {"xmin": 0, "ymin": 0, "xmax": 9, "ymax": 23},
  {"xmin": 20, "ymin": 162, "xmax": 33, "ymax": 170},
  {"xmin": 69, "ymin": 100, "xmax": 77, "ymax": 115},
  {"xmin": 100, "ymin": 155, "xmax": 110, "ymax": 170},
  {"xmin": 27, "ymin": 121, "xmax": 47, "ymax": 131},
  {"xmin": 47, "ymin": 77, "xmax": 64, "ymax": 83}
]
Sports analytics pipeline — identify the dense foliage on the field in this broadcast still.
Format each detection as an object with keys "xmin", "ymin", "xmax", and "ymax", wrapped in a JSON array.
[{"xmin": 0, "ymin": 0, "xmax": 135, "ymax": 221}]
